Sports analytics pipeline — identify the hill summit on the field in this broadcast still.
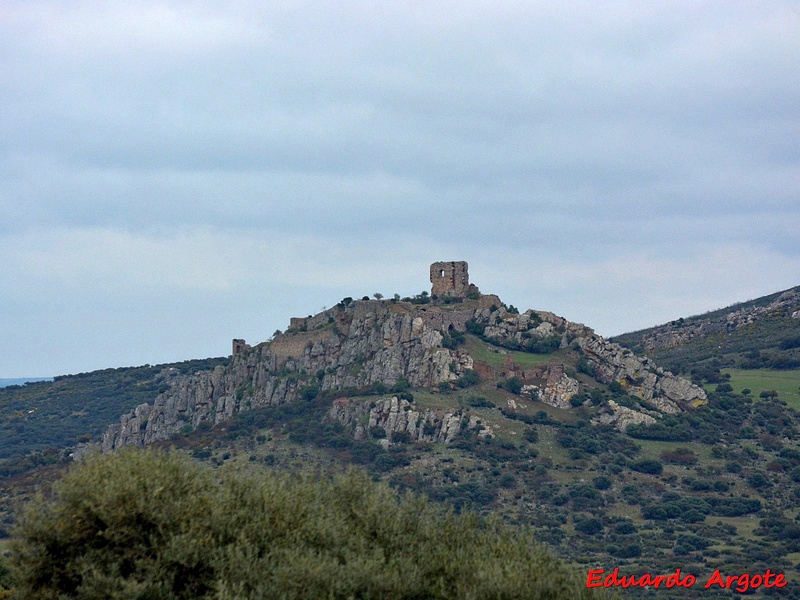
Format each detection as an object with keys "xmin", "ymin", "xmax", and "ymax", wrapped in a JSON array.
[
  {"xmin": 101, "ymin": 262, "xmax": 706, "ymax": 452},
  {"xmin": 611, "ymin": 285, "xmax": 800, "ymax": 376}
]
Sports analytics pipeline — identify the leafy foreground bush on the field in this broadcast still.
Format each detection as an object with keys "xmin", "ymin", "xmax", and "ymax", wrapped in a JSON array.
[{"xmin": 10, "ymin": 449, "xmax": 606, "ymax": 600}]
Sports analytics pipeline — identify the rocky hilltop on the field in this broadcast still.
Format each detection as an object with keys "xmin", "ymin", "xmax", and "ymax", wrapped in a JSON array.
[
  {"xmin": 102, "ymin": 262, "xmax": 707, "ymax": 451},
  {"xmin": 615, "ymin": 287, "xmax": 800, "ymax": 354}
]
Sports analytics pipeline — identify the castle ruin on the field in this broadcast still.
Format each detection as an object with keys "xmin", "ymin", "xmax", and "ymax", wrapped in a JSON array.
[
  {"xmin": 430, "ymin": 261, "xmax": 470, "ymax": 298},
  {"xmin": 232, "ymin": 338, "xmax": 250, "ymax": 356}
]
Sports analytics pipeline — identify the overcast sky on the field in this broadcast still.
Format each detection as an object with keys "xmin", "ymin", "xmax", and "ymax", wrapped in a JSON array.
[{"xmin": 2, "ymin": 1, "xmax": 799, "ymax": 377}]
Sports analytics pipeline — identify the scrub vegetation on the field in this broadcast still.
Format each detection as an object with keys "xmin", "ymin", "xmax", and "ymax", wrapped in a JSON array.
[
  {"xmin": 2, "ymin": 286, "xmax": 800, "ymax": 597},
  {"xmin": 6, "ymin": 449, "xmax": 604, "ymax": 600}
]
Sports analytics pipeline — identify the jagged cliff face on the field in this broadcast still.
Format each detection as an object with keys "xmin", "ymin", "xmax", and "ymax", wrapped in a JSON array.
[
  {"xmin": 102, "ymin": 293, "xmax": 708, "ymax": 451},
  {"xmin": 327, "ymin": 396, "xmax": 492, "ymax": 446},
  {"xmin": 463, "ymin": 304, "xmax": 706, "ymax": 430},
  {"xmin": 103, "ymin": 298, "xmax": 493, "ymax": 451}
]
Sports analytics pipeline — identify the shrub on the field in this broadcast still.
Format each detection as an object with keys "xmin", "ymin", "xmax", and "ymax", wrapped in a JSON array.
[
  {"xmin": 614, "ymin": 521, "xmax": 636, "ymax": 535},
  {"xmin": 630, "ymin": 459, "xmax": 663, "ymax": 475},
  {"xmin": 9, "ymin": 449, "xmax": 604, "ymax": 599},
  {"xmin": 0, "ymin": 554, "xmax": 14, "ymax": 593},
  {"xmin": 408, "ymin": 291, "xmax": 430, "ymax": 305},
  {"xmin": 616, "ymin": 544, "xmax": 641, "ymax": 558},
  {"xmin": 465, "ymin": 396, "xmax": 494, "ymax": 409},
  {"xmin": 369, "ymin": 426, "xmax": 387, "ymax": 439},
  {"xmin": 592, "ymin": 475, "xmax": 612, "ymax": 490},
  {"xmin": 676, "ymin": 534, "xmax": 710, "ymax": 551},
  {"xmin": 569, "ymin": 394, "xmax": 586, "ymax": 408},
  {"xmin": 715, "ymin": 383, "xmax": 733, "ymax": 395},
  {"xmin": 370, "ymin": 381, "xmax": 388, "ymax": 396},
  {"xmin": 681, "ymin": 509, "xmax": 706, "ymax": 523},
  {"xmin": 391, "ymin": 431, "xmax": 413, "ymax": 444},
  {"xmin": 705, "ymin": 497, "xmax": 761, "ymax": 517},
  {"xmin": 627, "ymin": 419, "xmax": 692, "ymax": 442},
  {"xmin": 391, "ymin": 378, "xmax": 411, "ymax": 393},
  {"xmin": 455, "ymin": 369, "xmax": 480, "ymax": 388},
  {"xmin": 499, "ymin": 473, "xmax": 517, "ymax": 489},
  {"xmin": 575, "ymin": 518, "xmax": 604, "ymax": 535},
  {"xmin": 500, "ymin": 377, "xmax": 522, "ymax": 395},
  {"xmin": 523, "ymin": 336, "xmax": 560, "ymax": 354},
  {"xmin": 725, "ymin": 461, "xmax": 743, "ymax": 473},
  {"xmin": 747, "ymin": 472, "xmax": 771, "ymax": 489},
  {"xmin": 299, "ymin": 383, "xmax": 320, "ymax": 401},
  {"xmin": 576, "ymin": 359, "xmax": 596, "ymax": 377},
  {"xmin": 442, "ymin": 331, "xmax": 466, "ymax": 350},
  {"xmin": 522, "ymin": 428, "xmax": 539, "ymax": 444},
  {"xmin": 660, "ymin": 447, "xmax": 698, "ymax": 465},
  {"xmin": 465, "ymin": 319, "xmax": 486, "ymax": 336}
]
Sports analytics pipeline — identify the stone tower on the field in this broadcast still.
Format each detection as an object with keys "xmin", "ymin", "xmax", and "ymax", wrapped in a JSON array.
[
  {"xmin": 232, "ymin": 339, "xmax": 250, "ymax": 356},
  {"xmin": 430, "ymin": 261, "xmax": 469, "ymax": 297}
]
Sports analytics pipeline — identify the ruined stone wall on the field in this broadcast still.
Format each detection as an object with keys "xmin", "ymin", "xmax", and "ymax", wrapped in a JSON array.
[
  {"xmin": 289, "ymin": 317, "xmax": 308, "ymax": 330},
  {"xmin": 232, "ymin": 339, "xmax": 250, "ymax": 356},
  {"xmin": 430, "ymin": 261, "xmax": 469, "ymax": 297}
]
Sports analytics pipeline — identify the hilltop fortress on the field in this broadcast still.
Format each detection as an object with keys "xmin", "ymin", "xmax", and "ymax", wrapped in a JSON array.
[
  {"xmin": 101, "ymin": 262, "xmax": 706, "ymax": 452},
  {"xmin": 429, "ymin": 260, "xmax": 480, "ymax": 298}
]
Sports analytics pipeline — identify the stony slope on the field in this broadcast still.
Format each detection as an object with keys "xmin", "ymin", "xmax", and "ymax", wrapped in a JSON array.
[
  {"xmin": 0, "ymin": 358, "xmax": 225, "ymax": 461},
  {"xmin": 611, "ymin": 286, "xmax": 800, "ymax": 374},
  {"xmin": 101, "ymin": 292, "xmax": 706, "ymax": 451},
  {"xmin": 614, "ymin": 287, "xmax": 800, "ymax": 353}
]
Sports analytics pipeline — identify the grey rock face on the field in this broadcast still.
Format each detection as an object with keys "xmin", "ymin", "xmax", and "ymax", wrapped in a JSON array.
[
  {"xmin": 102, "ymin": 300, "xmax": 489, "ymax": 451},
  {"xmin": 594, "ymin": 400, "xmax": 659, "ymax": 431},
  {"xmin": 101, "ymin": 291, "xmax": 708, "ymax": 449},
  {"xmin": 472, "ymin": 304, "xmax": 707, "ymax": 429},
  {"xmin": 634, "ymin": 288, "xmax": 800, "ymax": 352},
  {"xmin": 327, "ymin": 396, "xmax": 492, "ymax": 445},
  {"xmin": 574, "ymin": 334, "xmax": 707, "ymax": 413},
  {"xmin": 521, "ymin": 365, "xmax": 580, "ymax": 409}
]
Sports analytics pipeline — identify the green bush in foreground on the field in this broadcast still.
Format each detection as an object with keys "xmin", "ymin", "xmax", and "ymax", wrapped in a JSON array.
[{"xmin": 10, "ymin": 449, "xmax": 606, "ymax": 600}]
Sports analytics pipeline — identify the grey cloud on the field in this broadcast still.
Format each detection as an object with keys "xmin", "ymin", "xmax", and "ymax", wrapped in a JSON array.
[{"xmin": 0, "ymin": 1, "xmax": 798, "ymax": 375}]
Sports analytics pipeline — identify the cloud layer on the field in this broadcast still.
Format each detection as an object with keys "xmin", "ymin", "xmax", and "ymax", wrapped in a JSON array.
[{"xmin": 2, "ymin": 1, "xmax": 798, "ymax": 376}]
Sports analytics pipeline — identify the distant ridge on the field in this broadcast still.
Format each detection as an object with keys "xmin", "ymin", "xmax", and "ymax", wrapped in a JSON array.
[
  {"xmin": 611, "ymin": 285, "xmax": 800, "ymax": 374},
  {"xmin": 0, "ymin": 377, "xmax": 53, "ymax": 388}
]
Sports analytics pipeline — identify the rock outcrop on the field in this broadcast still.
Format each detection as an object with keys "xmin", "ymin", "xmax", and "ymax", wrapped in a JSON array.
[
  {"xmin": 471, "ymin": 303, "xmax": 707, "ymax": 415},
  {"xmin": 102, "ymin": 297, "xmax": 494, "ymax": 451},
  {"xmin": 575, "ymin": 334, "xmax": 707, "ymax": 413},
  {"xmin": 101, "ymin": 264, "xmax": 710, "ymax": 450},
  {"xmin": 594, "ymin": 400, "xmax": 659, "ymax": 432},
  {"xmin": 327, "ymin": 396, "xmax": 492, "ymax": 446},
  {"xmin": 521, "ymin": 365, "xmax": 580, "ymax": 409},
  {"xmin": 627, "ymin": 288, "xmax": 800, "ymax": 353}
]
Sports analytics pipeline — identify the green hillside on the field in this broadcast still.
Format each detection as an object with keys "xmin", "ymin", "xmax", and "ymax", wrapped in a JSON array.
[
  {"xmin": 0, "ymin": 357, "xmax": 226, "ymax": 468},
  {"xmin": 612, "ymin": 286, "xmax": 800, "ymax": 381},
  {"xmin": 7, "ymin": 331, "xmax": 793, "ymax": 595},
  {"xmin": 4, "ymin": 285, "xmax": 800, "ymax": 597}
]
